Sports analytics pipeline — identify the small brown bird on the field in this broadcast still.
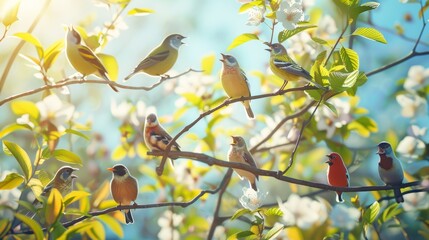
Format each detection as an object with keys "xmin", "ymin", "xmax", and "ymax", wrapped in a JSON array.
[
  {"xmin": 144, "ymin": 113, "xmax": 181, "ymax": 165},
  {"xmin": 36, "ymin": 166, "xmax": 79, "ymax": 203},
  {"xmin": 228, "ymin": 136, "xmax": 258, "ymax": 191},
  {"xmin": 326, "ymin": 153, "xmax": 350, "ymax": 203},
  {"xmin": 108, "ymin": 164, "xmax": 138, "ymax": 224}
]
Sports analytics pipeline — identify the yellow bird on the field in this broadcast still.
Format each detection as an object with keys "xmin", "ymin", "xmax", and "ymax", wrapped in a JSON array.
[
  {"xmin": 65, "ymin": 26, "xmax": 119, "ymax": 92},
  {"xmin": 220, "ymin": 54, "xmax": 254, "ymax": 119},
  {"xmin": 265, "ymin": 42, "xmax": 324, "ymax": 90},
  {"xmin": 124, "ymin": 34, "xmax": 186, "ymax": 80}
]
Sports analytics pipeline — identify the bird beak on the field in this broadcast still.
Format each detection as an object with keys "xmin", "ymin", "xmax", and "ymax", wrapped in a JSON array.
[
  {"xmin": 107, "ymin": 167, "xmax": 114, "ymax": 172},
  {"xmin": 325, "ymin": 155, "xmax": 332, "ymax": 164},
  {"xmin": 220, "ymin": 53, "xmax": 226, "ymax": 62},
  {"xmin": 263, "ymin": 42, "xmax": 272, "ymax": 52},
  {"xmin": 72, "ymin": 167, "xmax": 79, "ymax": 172},
  {"xmin": 180, "ymin": 36, "xmax": 186, "ymax": 45},
  {"xmin": 230, "ymin": 136, "xmax": 238, "ymax": 145},
  {"xmin": 71, "ymin": 174, "xmax": 78, "ymax": 179},
  {"xmin": 376, "ymin": 147, "xmax": 384, "ymax": 155}
]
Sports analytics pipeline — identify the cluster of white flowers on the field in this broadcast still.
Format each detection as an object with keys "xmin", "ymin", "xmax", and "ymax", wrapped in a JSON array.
[
  {"xmin": 313, "ymin": 98, "xmax": 353, "ymax": 138},
  {"xmin": 278, "ymin": 194, "xmax": 327, "ymax": 229},
  {"xmin": 158, "ymin": 210, "xmax": 185, "ymax": 240},
  {"xmin": 276, "ymin": 0, "xmax": 307, "ymax": 30},
  {"xmin": 329, "ymin": 204, "xmax": 360, "ymax": 231},
  {"xmin": 239, "ymin": 187, "xmax": 268, "ymax": 211},
  {"xmin": 110, "ymin": 99, "xmax": 147, "ymax": 127}
]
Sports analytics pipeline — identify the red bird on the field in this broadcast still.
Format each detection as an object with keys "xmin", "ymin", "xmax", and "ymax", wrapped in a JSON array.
[{"xmin": 326, "ymin": 152, "xmax": 350, "ymax": 203}]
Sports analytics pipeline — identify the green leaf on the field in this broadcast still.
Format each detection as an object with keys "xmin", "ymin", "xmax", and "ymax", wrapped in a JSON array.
[
  {"xmin": 2, "ymin": 0, "xmax": 20, "ymax": 27},
  {"xmin": 265, "ymin": 224, "xmax": 284, "ymax": 239},
  {"xmin": 348, "ymin": 116, "xmax": 378, "ymax": 137},
  {"xmin": 201, "ymin": 53, "xmax": 216, "ymax": 75},
  {"xmin": 351, "ymin": 2, "xmax": 380, "ymax": 21},
  {"xmin": 238, "ymin": 1, "xmax": 264, "ymax": 13},
  {"xmin": 10, "ymin": 100, "xmax": 40, "ymax": 119},
  {"xmin": 231, "ymin": 208, "xmax": 252, "ymax": 220},
  {"xmin": 14, "ymin": 32, "xmax": 44, "ymax": 58},
  {"xmin": 58, "ymin": 221, "xmax": 93, "ymax": 240},
  {"xmin": 14, "ymin": 213, "xmax": 44, "ymax": 240},
  {"xmin": 97, "ymin": 215, "xmax": 124, "ymax": 238},
  {"xmin": 86, "ymin": 220, "xmax": 105, "ymax": 240},
  {"xmin": 340, "ymin": 47, "xmax": 359, "ymax": 72},
  {"xmin": 312, "ymin": 37, "xmax": 328, "ymax": 45},
  {"xmin": 43, "ymin": 40, "xmax": 64, "ymax": 71},
  {"xmin": 64, "ymin": 191, "xmax": 91, "ymax": 207},
  {"xmin": 45, "ymin": 188, "xmax": 64, "ymax": 226},
  {"xmin": 227, "ymin": 33, "xmax": 259, "ymax": 51},
  {"xmin": 264, "ymin": 207, "xmax": 283, "ymax": 217},
  {"xmin": 227, "ymin": 230, "xmax": 255, "ymax": 240},
  {"xmin": 127, "ymin": 8, "xmax": 155, "ymax": 16},
  {"xmin": 0, "ymin": 172, "xmax": 24, "ymax": 189},
  {"xmin": 352, "ymin": 27, "xmax": 387, "ymax": 44},
  {"xmin": 380, "ymin": 203, "xmax": 403, "ymax": 224},
  {"xmin": 52, "ymin": 149, "xmax": 82, "ymax": 165},
  {"xmin": 3, "ymin": 141, "xmax": 32, "ymax": 181},
  {"xmin": 64, "ymin": 129, "xmax": 90, "ymax": 141},
  {"xmin": 343, "ymin": 70, "xmax": 359, "ymax": 88},
  {"xmin": 97, "ymin": 53, "xmax": 118, "ymax": 81},
  {"xmin": 0, "ymin": 123, "xmax": 31, "ymax": 138},
  {"xmin": 0, "ymin": 218, "xmax": 11, "ymax": 238},
  {"xmin": 363, "ymin": 201, "xmax": 380, "ymax": 224},
  {"xmin": 278, "ymin": 25, "xmax": 317, "ymax": 43}
]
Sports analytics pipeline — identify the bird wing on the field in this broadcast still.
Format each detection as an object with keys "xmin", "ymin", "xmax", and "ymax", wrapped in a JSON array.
[
  {"xmin": 150, "ymin": 130, "xmax": 181, "ymax": 150},
  {"xmin": 135, "ymin": 50, "xmax": 170, "ymax": 70},
  {"xmin": 243, "ymin": 151, "xmax": 258, "ymax": 180},
  {"xmin": 273, "ymin": 59, "xmax": 312, "ymax": 80},
  {"xmin": 77, "ymin": 45, "xmax": 108, "ymax": 74},
  {"xmin": 240, "ymin": 68, "xmax": 252, "ymax": 96}
]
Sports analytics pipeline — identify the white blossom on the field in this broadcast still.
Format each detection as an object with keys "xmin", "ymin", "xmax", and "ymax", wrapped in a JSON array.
[
  {"xmin": 158, "ymin": 210, "xmax": 184, "ymax": 240},
  {"xmin": 276, "ymin": 0, "xmax": 306, "ymax": 30},
  {"xmin": 246, "ymin": 6, "xmax": 265, "ymax": 26},
  {"xmin": 402, "ymin": 191, "xmax": 429, "ymax": 211},
  {"xmin": 316, "ymin": 15, "xmax": 338, "ymax": 37},
  {"xmin": 16, "ymin": 114, "xmax": 35, "ymax": 128},
  {"xmin": 314, "ymin": 98, "xmax": 353, "ymax": 138},
  {"xmin": 396, "ymin": 93, "xmax": 427, "ymax": 118},
  {"xmin": 404, "ymin": 65, "xmax": 429, "ymax": 92},
  {"xmin": 239, "ymin": 187, "xmax": 267, "ymax": 211},
  {"xmin": 396, "ymin": 136, "xmax": 426, "ymax": 159},
  {"xmin": 36, "ymin": 94, "xmax": 75, "ymax": 131},
  {"xmin": 329, "ymin": 204, "xmax": 360, "ymax": 231}
]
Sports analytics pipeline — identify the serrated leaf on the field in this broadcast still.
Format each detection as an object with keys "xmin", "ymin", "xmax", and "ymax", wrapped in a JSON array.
[
  {"xmin": 351, "ymin": 2, "xmax": 380, "ymax": 20},
  {"xmin": 227, "ymin": 33, "xmax": 259, "ymax": 51},
  {"xmin": 45, "ymin": 188, "xmax": 64, "ymax": 226},
  {"xmin": 10, "ymin": 100, "xmax": 40, "ymax": 119},
  {"xmin": 97, "ymin": 215, "xmax": 123, "ymax": 238},
  {"xmin": 64, "ymin": 191, "xmax": 91, "ymax": 207},
  {"xmin": 231, "ymin": 208, "xmax": 252, "ymax": 220},
  {"xmin": 43, "ymin": 40, "xmax": 64, "ymax": 70},
  {"xmin": 14, "ymin": 32, "xmax": 44, "ymax": 58},
  {"xmin": 127, "ymin": 8, "xmax": 155, "ymax": 16},
  {"xmin": 352, "ymin": 27, "xmax": 387, "ymax": 44},
  {"xmin": 264, "ymin": 207, "xmax": 283, "ymax": 217},
  {"xmin": 343, "ymin": 70, "xmax": 359, "ymax": 88},
  {"xmin": 52, "ymin": 149, "xmax": 82, "ymax": 165},
  {"xmin": 0, "ymin": 172, "xmax": 24, "ymax": 189},
  {"xmin": 363, "ymin": 201, "xmax": 380, "ymax": 224},
  {"xmin": 14, "ymin": 213, "xmax": 44, "ymax": 240},
  {"xmin": 2, "ymin": 0, "xmax": 20, "ymax": 27},
  {"xmin": 278, "ymin": 25, "xmax": 317, "ymax": 43},
  {"xmin": 0, "ymin": 123, "xmax": 31, "ymax": 138},
  {"xmin": 3, "ymin": 141, "xmax": 32, "ymax": 181},
  {"xmin": 97, "ymin": 53, "xmax": 118, "ymax": 81},
  {"xmin": 340, "ymin": 47, "xmax": 359, "ymax": 71}
]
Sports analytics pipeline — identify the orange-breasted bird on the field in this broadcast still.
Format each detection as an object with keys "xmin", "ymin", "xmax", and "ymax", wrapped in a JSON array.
[
  {"xmin": 220, "ymin": 54, "xmax": 255, "ymax": 119},
  {"xmin": 108, "ymin": 164, "xmax": 139, "ymax": 224},
  {"xmin": 377, "ymin": 141, "xmax": 404, "ymax": 203},
  {"xmin": 144, "ymin": 113, "xmax": 181, "ymax": 164},
  {"xmin": 265, "ymin": 42, "xmax": 324, "ymax": 90},
  {"xmin": 65, "ymin": 26, "xmax": 119, "ymax": 92},
  {"xmin": 326, "ymin": 152, "xmax": 350, "ymax": 203},
  {"xmin": 124, "ymin": 34, "xmax": 186, "ymax": 80},
  {"xmin": 228, "ymin": 136, "xmax": 258, "ymax": 191}
]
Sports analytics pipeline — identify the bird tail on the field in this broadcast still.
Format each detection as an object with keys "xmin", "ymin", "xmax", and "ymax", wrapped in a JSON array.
[
  {"xmin": 336, "ymin": 191, "xmax": 344, "ymax": 203},
  {"xmin": 99, "ymin": 71, "xmax": 119, "ymax": 92},
  {"xmin": 124, "ymin": 72, "xmax": 136, "ymax": 81},
  {"xmin": 393, "ymin": 187, "xmax": 404, "ymax": 203},
  {"xmin": 125, "ymin": 210, "xmax": 134, "ymax": 224},
  {"xmin": 250, "ymin": 181, "xmax": 258, "ymax": 192},
  {"xmin": 245, "ymin": 106, "xmax": 254, "ymax": 119}
]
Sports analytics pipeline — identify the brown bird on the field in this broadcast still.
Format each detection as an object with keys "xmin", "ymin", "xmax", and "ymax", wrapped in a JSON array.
[{"xmin": 228, "ymin": 136, "xmax": 258, "ymax": 191}]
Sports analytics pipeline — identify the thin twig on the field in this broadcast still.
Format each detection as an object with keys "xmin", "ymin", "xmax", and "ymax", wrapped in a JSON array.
[
  {"xmin": 0, "ymin": 69, "xmax": 200, "ymax": 106},
  {"xmin": 0, "ymin": 0, "xmax": 53, "ymax": 93},
  {"xmin": 155, "ymin": 85, "xmax": 320, "ymax": 176}
]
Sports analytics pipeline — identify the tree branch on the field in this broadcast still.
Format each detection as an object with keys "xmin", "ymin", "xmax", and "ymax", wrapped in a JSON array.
[
  {"xmin": 0, "ymin": 69, "xmax": 200, "ymax": 106},
  {"xmin": 155, "ymin": 85, "xmax": 320, "ymax": 176}
]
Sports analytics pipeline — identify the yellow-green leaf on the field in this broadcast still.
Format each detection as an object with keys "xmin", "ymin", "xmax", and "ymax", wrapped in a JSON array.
[
  {"xmin": 3, "ymin": 141, "xmax": 32, "ymax": 181},
  {"xmin": 0, "ymin": 218, "xmax": 11, "ymax": 238},
  {"xmin": 86, "ymin": 220, "xmax": 105, "ymax": 240},
  {"xmin": 14, "ymin": 32, "xmax": 44, "ymax": 58},
  {"xmin": 340, "ymin": 47, "xmax": 359, "ymax": 72},
  {"xmin": 278, "ymin": 25, "xmax": 317, "ymax": 43},
  {"xmin": 0, "ymin": 123, "xmax": 31, "ymax": 138},
  {"xmin": 58, "ymin": 221, "xmax": 93, "ymax": 240},
  {"xmin": 352, "ymin": 27, "xmax": 387, "ymax": 44},
  {"xmin": 363, "ymin": 201, "xmax": 380, "ymax": 224},
  {"xmin": 45, "ymin": 188, "xmax": 64, "ymax": 226},
  {"xmin": 0, "ymin": 172, "xmax": 24, "ymax": 189},
  {"xmin": 112, "ymin": 145, "xmax": 127, "ymax": 161},
  {"xmin": 227, "ymin": 33, "xmax": 259, "ymax": 51},
  {"xmin": 91, "ymin": 180, "xmax": 110, "ymax": 208},
  {"xmin": 97, "ymin": 53, "xmax": 118, "ymax": 81},
  {"xmin": 10, "ymin": 100, "xmax": 40, "ymax": 119},
  {"xmin": 97, "ymin": 215, "xmax": 124, "ymax": 238},
  {"xmin": 43, "ymin": 40, "xmax": 64, "ymax": 71},
  {"xmin": 14, "ymin": 213, "xmax": 44, "ymax": 240},
  {"xmin": 127, "ymin": 8, "xmax": 155, "ymax": 16},
  {"xmin": 201, "ymin": 53, "xmax": 216, "ymax": 75},
  {"xmin": 2, "ymin": 0, "xmax": 20, "ymax": 27},
  {"xmin": 64, "ymin": 191, "xmax": 91, "ymax": 207},
  {"xmin": 52, "ymin": 149, "xmax": 82, "ymax": 165}
]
